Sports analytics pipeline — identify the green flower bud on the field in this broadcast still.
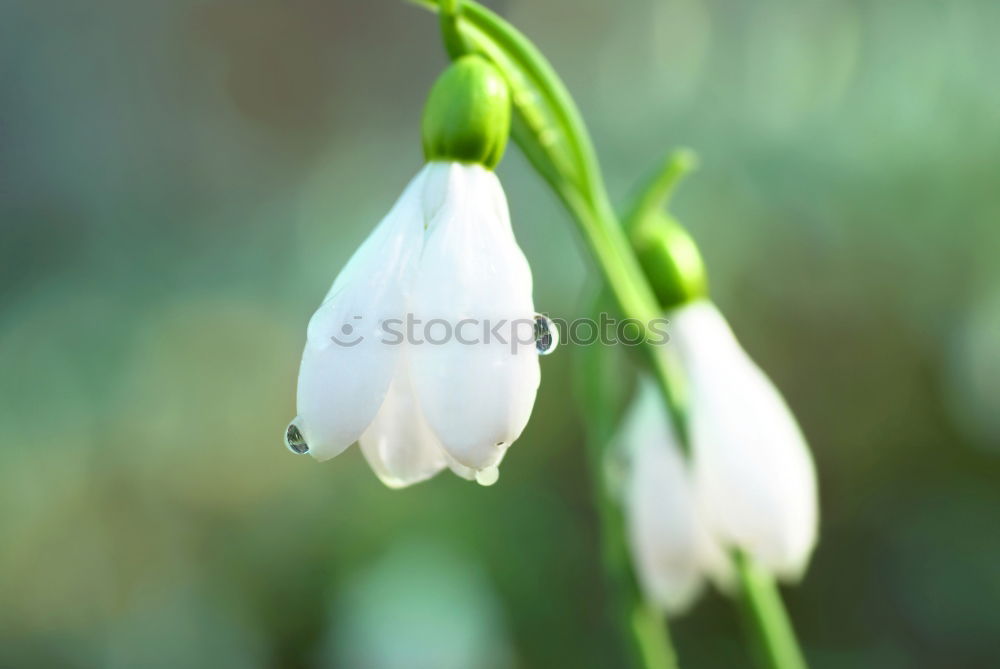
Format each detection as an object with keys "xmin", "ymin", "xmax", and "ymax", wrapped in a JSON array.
[
  {"xmin": 624, "ymin": 150, "xmax": 707, "ymax": 309},
  {"xmin": 422, "ymin": 55, "xmax": 511, "ymax": 169},
  {"xmin": 631, "ymin": 213, "xmax": 708, "ymax": 309}
]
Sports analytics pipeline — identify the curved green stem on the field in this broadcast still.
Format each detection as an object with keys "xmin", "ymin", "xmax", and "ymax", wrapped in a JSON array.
[
  {"xmin": 733, "ymin": 551, "xmax": 808, "ymax": 669},
  {"xmin": 571, "ymin": 194, "xmax": 691, "ymax": 449},
  {"xmin": 438, "ymin": 0, "xmax": 469, "ymax": 59}
]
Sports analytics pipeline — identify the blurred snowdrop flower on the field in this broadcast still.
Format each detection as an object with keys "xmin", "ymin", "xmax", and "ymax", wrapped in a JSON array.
[
  {"xmin": 290, "ymin": 56, "xmax": 543, "ymax": 488},
  {"xmin": 669, "ymin": 299, "xmax": 819, "ymax": 582},
  {"xmin": 623, "ymin": 192, "xmax": 818, "ymax": 607},
  {"xmin": 622, "ymin": 300, "xmax": 818, "ymax": 615}
]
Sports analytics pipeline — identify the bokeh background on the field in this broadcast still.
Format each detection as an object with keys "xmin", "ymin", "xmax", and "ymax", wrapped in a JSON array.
[{"xmin": 3, "ymin": 0, "xmax": 999, "ymax": 667}]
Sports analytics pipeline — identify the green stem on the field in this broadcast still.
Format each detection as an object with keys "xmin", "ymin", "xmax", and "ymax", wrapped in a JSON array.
[
  {"xmin": 589, "ymin": 444, "xmax": 679, "ymax": 669},
  {"xmin": 578, "ymin": 331, "xmax": 678, "ymax": 669},
  {"xmin": 438, "ymin": 0, "xmax": 469, "ymax": 58},
  {"xmin": 581, "ymin": 194, "xmax": 691, "ymax": 451},
  {"xmin": 732, "ymin": 551, "xmax": 808, "ymax": 669}
]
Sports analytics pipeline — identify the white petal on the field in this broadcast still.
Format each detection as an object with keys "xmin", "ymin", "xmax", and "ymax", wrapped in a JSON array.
[
  {"xmin": 621, "ymin": 380, "xmax": 708, "ymax": 615},
  {"xmin": 358, "ymin": 359, "xmax": 448, "ymax": 488},
  {"xmin": 670, "ymin": 300, "xmax": 819, "ymax": 581},
  {"xmin": 295, "ymin": 167, "xmax": 429, "ymax": 461},
  {"xmin": 409, "ymin": 163, "xmax": 540, "ymax": 470},
  {"xmin": 444, "ymin": 456, "xmax": 477, "ymax": 481}
]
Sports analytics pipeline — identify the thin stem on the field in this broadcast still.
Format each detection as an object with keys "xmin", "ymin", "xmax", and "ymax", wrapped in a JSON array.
[
  {"xmin": 578, "ymin": 335, "xmax": 678, "ymax": 669},
  {"xmin": 588, "ymin": 443, "xmax": 679, "ymax": 669},
  {"xmin": 732, "ymin": 551, "xmax": 808, "ymax": 669},
  {"xmin": 438, "ymin": 0, "xmax": 470, "ymax": 59},
  {"xmin": 582, "ymin": 194, "xmax": 691, "ymax": 450}
]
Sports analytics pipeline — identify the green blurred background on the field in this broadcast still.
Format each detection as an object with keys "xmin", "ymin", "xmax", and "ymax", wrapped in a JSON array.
[{"xmin": 2, "ymin": 0, "xmax": 999, "ymax": 667}]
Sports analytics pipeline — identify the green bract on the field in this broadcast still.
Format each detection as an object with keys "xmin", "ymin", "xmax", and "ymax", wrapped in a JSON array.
[
  {"xmin": 413, "ymin": 0, "xmax": 603, "ymax": 218},
  {"xmin": 421, "ymin": 55, "xmax": 511, "ymax": 169}
]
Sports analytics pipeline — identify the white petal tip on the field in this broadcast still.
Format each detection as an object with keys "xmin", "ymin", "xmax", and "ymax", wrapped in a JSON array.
[
  {"xmin": 474, "ymin": 466, "xmax": 500, "ymax": 487},
  {"xmin": 306, "ymin": 447, "xmax": 341, "ymax": 463},
  {"xmin": 773, "ymin": 552, "xmax": 816, "ymax": 584},
  {"xmin": 373, "ymin": 474, "xmax": 418, "ymax": 490}
]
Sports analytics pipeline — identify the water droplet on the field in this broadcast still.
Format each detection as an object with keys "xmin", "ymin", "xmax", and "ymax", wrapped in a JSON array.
[
  {"xmin": 475, "ymin": 466, "xmax": 500, "ymax": 487},
  {"xmin": 285, "ymin": 419, "xmax": 309, "ymax": 455},
  {"xmin": 534, "ymin": 314, "xmax": 558, "ymax": 355}
]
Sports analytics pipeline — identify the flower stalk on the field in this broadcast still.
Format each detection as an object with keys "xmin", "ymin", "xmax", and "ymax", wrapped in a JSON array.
[
  {"xmin": 578, "ymin": 322, "xmax": 679, "ymax": 669},
  {"xmin": 733, "ymin": 551, "xmax": 808, "ymax": 669}
]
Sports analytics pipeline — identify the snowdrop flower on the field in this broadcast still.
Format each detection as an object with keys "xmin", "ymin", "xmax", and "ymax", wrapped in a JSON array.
[
  {"xmin": 621, "ymin": 300, "xmax": 818, "ymax": 614},
  {"xmin": 288, "ymin": 56, "xmax": 547, "ymax": 488},
  {"xmin": 669, "ymin": 299, "xmax": 819, "ymax": 582},
  {"xmin": 622, "ymin": 208, "xmax": 818, "ymax": 609}
]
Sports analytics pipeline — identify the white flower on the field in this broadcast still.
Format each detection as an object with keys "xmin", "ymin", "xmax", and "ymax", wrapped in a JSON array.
[
  {"xmin": 292, "ymin": 162, "xmax": 540, "ymax": 488},
  {"xmin": 669, "ymin": 299, "xmax": 819, "ymax": 582},
  {"xmin": 619, "ymin": 380, "xmax": 719, "ymax": 616},
  {"xmin": 621, "ymin": 299, "xmax": 819, "ymax": 613}
]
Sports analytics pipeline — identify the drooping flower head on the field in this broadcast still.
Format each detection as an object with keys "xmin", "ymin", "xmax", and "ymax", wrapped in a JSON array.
[
  {"xmin": 289, "ymin": 56, "xmax": 552, "ymax": 488},
  {"xmin": 620, "ymin": 180, "xmax": 819, "ymax": 612}
]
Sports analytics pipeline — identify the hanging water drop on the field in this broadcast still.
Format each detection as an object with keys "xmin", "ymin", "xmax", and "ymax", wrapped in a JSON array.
[
  {"xmin": 534, "ymin": 313, "xmax": 558, "ymax": 355},
  {"xmin": 284, "ymin": 419, "xmax": 309, "ymax": 454},
  {"xmin": 475, "ymin": 465, "xmax": 500, "ymax": 487}
]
